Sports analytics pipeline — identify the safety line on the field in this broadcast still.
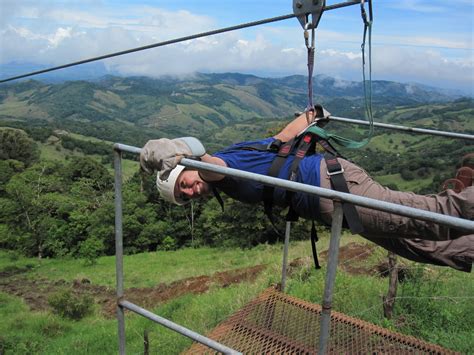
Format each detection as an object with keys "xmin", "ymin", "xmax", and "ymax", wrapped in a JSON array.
[
  {"xmin": 330, "ymin": 116, "xmax": 474, "ymax": 141},
  {"xmin": 0, "ymin": 1, "xmax": 362, "ymax": 84}
]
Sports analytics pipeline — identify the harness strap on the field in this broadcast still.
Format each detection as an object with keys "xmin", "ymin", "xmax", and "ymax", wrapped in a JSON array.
[
  {"xmin": 311, "ymin": 221, "xmax": 321, "ymax": 269},
  {"xmin": 240, "ymin": 139, "xmax": 283, "ymax": 153},
  {"xmin": 211, "ymin": 186, "xmax": 225, "ymax": 212},
  {"xmin": 324, "ymin": 153, "xmax": 364, "ymax": 234},
  {"xmin": 285, "ymin": 133, "xmax": 316, "ymax": 220},
  {"xmin": 263, "ymin": 139, "xmax": 296, "ymax": 229}
]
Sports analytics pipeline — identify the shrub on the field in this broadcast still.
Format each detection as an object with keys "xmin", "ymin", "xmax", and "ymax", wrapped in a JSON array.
[
  {"xmin": 78, "ymin": 237, "xmax": 105, "ymax": 265},
  {"xmin": 160, "ymin": 236, "xmax": 177, "ymax": 251},
  {"xmin": 48, "ymin": 290, "xmax": 94, "ymax": 320}
]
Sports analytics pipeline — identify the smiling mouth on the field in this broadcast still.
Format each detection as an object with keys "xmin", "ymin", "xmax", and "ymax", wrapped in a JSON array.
[{"xmin": 194, "ymin": 183, "xmax": 201, "ymax": 196}]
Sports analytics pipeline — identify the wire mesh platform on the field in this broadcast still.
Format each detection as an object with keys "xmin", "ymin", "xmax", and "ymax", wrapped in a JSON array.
[{"xmin": 184, "ymin": 286, "xmax": 457, "ymax": 354}]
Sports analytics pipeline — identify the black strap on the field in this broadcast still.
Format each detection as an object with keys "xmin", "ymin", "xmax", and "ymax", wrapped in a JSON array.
[
  {"xmin": 324, "ymin": 153, "xmax": 364, "ymax": 234},
  {"xmin": 311, "ymin": 221, "xmax": 321, "ymax": 269},
  {"xmin": 263, "ymin": 138, "xmax": 296, "ymax": 229},
  {"xmin": 240, "ymin": 139, "xmax": 283, "ymax": 152},
  {"xmin": 288, "ymin": 133, "xmax": 315, "ymax": 182},
  {"xmin": 285, "ymin": 133, "xmax": 316, "ymax": 222},
  {"xmin": 211, "ymin": 186, "xmax": 225, "ymax": 212}
]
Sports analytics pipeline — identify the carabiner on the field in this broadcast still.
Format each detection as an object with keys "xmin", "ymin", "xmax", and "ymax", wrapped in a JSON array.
[
  {"xmin": 360, "ymin": 0, "xmax": 373, "ymax": 26},
  {"xmin": 304, "ymin": 16, "xmax": 315, "ymax": 49}
]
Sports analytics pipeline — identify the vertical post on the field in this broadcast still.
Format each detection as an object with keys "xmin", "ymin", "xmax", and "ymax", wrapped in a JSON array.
[
  {"xmin": 318, "ymin": 202, "xmax": 343, "ymax": 354},
  {"xmin": 280, "ymin": 221, "xmax": 292, "ymax": 292},
  {"xmin": 383, "ymin": 251, "xmax": 398, "ymax": 319},
  {"xmin": 114, "ymin": 149, "xmax": 126, "ymax": 355}
]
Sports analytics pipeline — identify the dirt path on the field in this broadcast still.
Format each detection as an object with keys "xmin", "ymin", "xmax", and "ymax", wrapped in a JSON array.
[
  {"xmin": 0, "ymin": 243, "xmax": 380, "ymax": 318},
  {"xmin": 0, "ymin": 265, "xmax": 266, "ymax": 318}
]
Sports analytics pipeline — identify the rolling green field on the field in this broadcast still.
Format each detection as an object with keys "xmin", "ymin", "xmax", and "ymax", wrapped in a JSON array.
[
  {"xmin": 1, "ymin": 234, "xmax": 472, "ymax": 354},
  {"xmin": 1, "ymin": 77, "xmax": 472, "ymax": 354}
]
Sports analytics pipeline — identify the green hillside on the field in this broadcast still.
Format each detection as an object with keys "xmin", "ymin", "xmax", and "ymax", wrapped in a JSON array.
[
  {"xmin": 1, "ymin": 236, "xmax": 472, "ymax": 354},
  {"xmin": 0, "ymin": 76, "xmax": 472, "ymax": 196},
  {"xmin": 0, "ymin": 75, "xmax": 472, "ymax": 354}
]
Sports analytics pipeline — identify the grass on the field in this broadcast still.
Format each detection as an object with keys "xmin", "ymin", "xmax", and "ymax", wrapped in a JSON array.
[
  {"xmin": 0, "ymin": 237, "xmax": 338, "ymax": 288},
  {"xmin": 367, "ymin": 133, "xmax": 424, "ymax": 153},
  {"xmin": 40, "ymin": 143, "xmax": 79, "ymax": 161},
  {"xmin": 1, "ymin": 234, "xmax": 472, "ymax": 354},
  {"xmin": 374, "ymin": 173, "xmax": 434, "ymax": 192}
]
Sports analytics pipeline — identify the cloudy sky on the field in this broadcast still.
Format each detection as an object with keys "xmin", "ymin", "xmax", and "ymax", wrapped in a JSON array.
[{"xmin": 1, "ymin": 0, "xmax": 473, "ymax": 93}]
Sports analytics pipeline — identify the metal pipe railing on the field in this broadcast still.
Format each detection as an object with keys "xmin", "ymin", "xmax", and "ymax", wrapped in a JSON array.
[
  {"xmin": 113, "ymin": 146, "xmax": 241, "ymax": 355},
  {"xmin": 120, "ymin": 300, "xmax": 242, "ymax": 354},
  {"xmin": 179, "ymin": 157, "xmax": 474, "ymax": 232},
  {"xmin": 331, "ymin": 116, "xmax": 474, "ymax": 141},
  {"xmin": 114, "ymin": 144, "xmax": 474, "ymax": 232},
  {"xmin": 115, "ymin": 142, "xmax": 474, "ymax": 233},
  {"xmin": 114, "ymin": 143, "xmax": 473, "ymax": 354},
  {"xmin": 280, "ymin": 221, "xmax": 292, "ymax": 292},
  {"xmin": 319, "ymin": 202, "xmax": 344, "ymax": 354},
  {"xmin": 113, "ymin": 150, "xmax": 126, "ymax": 354}
]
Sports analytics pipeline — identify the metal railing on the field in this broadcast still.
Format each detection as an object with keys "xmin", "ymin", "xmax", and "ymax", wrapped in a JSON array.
[
  {"xmin": 113, "ymin": 142, "xmax": 473, "ymax": 354},
  {"xmin": 330, "ymin": 116, "xmax": 474, "ymax": 141}
]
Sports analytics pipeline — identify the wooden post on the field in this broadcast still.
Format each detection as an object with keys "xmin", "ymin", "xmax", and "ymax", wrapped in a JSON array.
[{"xmin": 383, "ymin": 251, "xmax": 398, "ymax": 319}]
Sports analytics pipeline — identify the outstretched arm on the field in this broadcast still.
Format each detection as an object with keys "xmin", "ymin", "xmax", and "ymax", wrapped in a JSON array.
[
  {"xmin": 140, "ymin": 137, "xmax": 227, "ymax": 181},
  {"xmin": 273, "ymin": 112, "xmax": 310, "ymax": 142},
  {"xmin": 198, "ymin": 153, "xmax": 227, "ymax": 181}
]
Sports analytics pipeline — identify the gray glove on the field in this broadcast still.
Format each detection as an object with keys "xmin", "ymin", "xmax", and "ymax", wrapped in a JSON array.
[{"xmin": 140, "ymin": 137, "xmax": 205, "ymax": 180}]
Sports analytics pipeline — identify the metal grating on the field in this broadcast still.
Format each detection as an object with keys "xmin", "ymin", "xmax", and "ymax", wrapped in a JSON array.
[{"xmin": 185, "ymin": 286, "xmax": 458, "ymax": 354}]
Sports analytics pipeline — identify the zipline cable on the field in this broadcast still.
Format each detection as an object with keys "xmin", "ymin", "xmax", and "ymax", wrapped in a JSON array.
[{"xmin": 0, "ymin": 1, "xmax": 362, "ymax": 84}]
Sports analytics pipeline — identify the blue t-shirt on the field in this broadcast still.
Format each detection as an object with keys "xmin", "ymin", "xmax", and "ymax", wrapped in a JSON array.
[{"xmin": 213, "ymin": 137, "xmax": 323, "ymax": 220}]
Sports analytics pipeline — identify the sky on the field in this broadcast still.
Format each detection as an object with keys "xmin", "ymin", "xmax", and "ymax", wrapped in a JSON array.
[{"xmin": 0, "ymin": 0, "xmax": 473, "ymax": 93}]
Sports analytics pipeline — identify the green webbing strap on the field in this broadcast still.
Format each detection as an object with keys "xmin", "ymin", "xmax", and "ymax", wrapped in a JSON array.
[
  {"xmin": 304, "ymin": 0, "xmax": 374, "ymax": 151},
  {"xmin": 306, "ymin": 125, "xmax": 370, "ymax": 149}
]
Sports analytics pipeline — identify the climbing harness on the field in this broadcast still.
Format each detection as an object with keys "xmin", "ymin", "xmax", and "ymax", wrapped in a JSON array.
[
  {"xmin": 214, "ymin": 1, "xmax": 375, "ymax": 269},
  {"xmin": 220, "ymin": 105, "xmax": 363, "ymax": 269},
  {"xmin": 261, "ymin": 0, "xmax": 374, "ymax": 267},
  {"xmin": 263, "ymin": 107, "xmax": 364, "ymax": 269}
]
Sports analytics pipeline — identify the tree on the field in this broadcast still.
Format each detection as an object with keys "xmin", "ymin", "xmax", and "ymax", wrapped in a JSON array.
[
  {"xmin": 2, "ymin": 161, "xmax": 79, "ymax": 257},
  {"xmin": 0, "ymin": 160, "xmax": 25, "ymax": 196},
  {"xmin": 0, "ymin": 128, "xmax": 40, "ymax": 166},
  {"xmin": 64, "ymin": 156, "xmax": 113, "ymax": 192}
]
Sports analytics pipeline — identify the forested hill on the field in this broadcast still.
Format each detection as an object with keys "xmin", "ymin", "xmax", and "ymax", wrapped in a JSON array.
[
  {"xmin": 0, "ymin": 73, "xmax": 467, "ymax": 148},
  {"xmin": 0, "ymin": 73, "xmax": 472, "ymax": 259}
]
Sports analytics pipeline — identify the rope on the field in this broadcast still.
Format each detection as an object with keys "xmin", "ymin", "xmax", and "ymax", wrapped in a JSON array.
[
  {"xmin": 360, "ymin": 0, "xmax": 374, "ymax": 141},
  {"xmin": 303, "ymin": 0, "xmax": 374, "ymax": 150},
  {"xmin": 304, "ymin": 19, "xmax": 317, "ymax": 124}
]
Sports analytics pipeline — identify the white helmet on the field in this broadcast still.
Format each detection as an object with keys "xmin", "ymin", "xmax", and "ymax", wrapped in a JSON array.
[{"xmin": 156, "ymin": 165, "xmax": 189, "ymax": 205}]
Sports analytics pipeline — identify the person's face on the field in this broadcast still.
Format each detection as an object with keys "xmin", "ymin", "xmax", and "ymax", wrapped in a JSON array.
[{"xmin": 175, "ymin": 170, "xmax": 211, "ymax": 200}]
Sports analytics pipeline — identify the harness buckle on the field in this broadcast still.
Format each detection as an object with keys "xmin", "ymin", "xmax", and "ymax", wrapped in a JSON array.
[
  {"xmin": 267, "ymin": 139, "xmax": 282, "ymax": 152},
  {"xmin": 326, "ymin": 166, "xmax": 344, "ymax": 176}
]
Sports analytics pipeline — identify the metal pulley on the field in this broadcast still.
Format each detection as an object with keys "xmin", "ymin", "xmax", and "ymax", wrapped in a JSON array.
[{"xmin": 293, "ymin": 0, "xmax": 326, "ymax": 29}]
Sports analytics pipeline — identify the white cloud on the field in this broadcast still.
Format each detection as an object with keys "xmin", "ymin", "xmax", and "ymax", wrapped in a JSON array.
[
  {"xmin": 373, "ymin": 46, "xmax": 473, "ymax": 90},
  {"xmin": 48, "ymin": 27, "xmax": 72, "ymax": 47},
  {"xmin": 0, "ymin": 2, "xmax": 472, "ymax": 93}
]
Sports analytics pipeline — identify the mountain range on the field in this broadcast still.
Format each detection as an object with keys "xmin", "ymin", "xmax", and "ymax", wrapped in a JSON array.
[
  {"xmin": 0, "ymin": 72, "xmax": 472, "ymax": 193},
  {"xmin": 0, "ymin": 73, "xmax": 468, "ymax": 138}
]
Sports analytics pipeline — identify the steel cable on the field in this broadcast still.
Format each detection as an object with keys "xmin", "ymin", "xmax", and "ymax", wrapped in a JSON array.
[{"xmin": 0, "ymin": 1, "xmax": 362, "ymax": 84}]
